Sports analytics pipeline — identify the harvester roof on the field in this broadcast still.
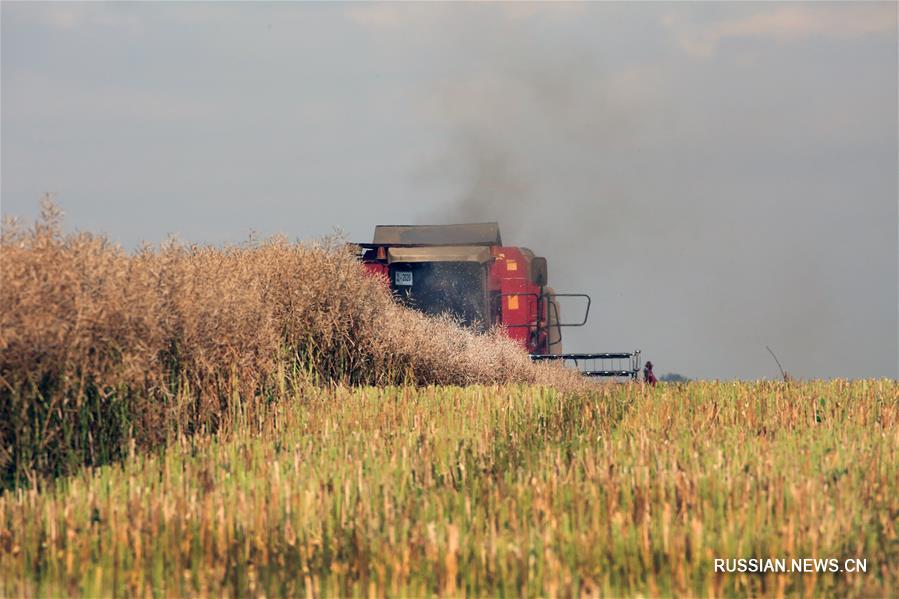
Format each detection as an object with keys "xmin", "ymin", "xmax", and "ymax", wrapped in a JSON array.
[{"xmin": 372, "ymin": 223, "xmax": 501, "ymax": 247}]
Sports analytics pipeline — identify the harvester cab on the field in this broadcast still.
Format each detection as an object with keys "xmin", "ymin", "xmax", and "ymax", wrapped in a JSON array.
[{"xmin": 356, "ymin": 222, "xmax": 641, "ymax": 379}]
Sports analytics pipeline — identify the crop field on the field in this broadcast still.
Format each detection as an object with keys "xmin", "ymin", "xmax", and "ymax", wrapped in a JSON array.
[
  {"xmin": 1, "ymin": 380, "xmax": 896, "ymax": 597},
  {"xmin": 1, "ymin": 209, "xmax": 897, "ymax": 597}
]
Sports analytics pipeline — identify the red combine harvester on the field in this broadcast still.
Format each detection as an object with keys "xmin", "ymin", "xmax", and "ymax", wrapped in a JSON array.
[{"xmin": 356, "ymin": 222, "xmax": 641, "ymax": 379}]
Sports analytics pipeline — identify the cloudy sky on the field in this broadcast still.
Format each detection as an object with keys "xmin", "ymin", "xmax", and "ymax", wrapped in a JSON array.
[{"xmin": 2, "ymin": 2, "xmax": 896, "ymax": 379}]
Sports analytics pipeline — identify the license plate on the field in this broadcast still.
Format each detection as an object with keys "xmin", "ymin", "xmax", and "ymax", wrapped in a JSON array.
[{"xmin": 394, "ymin": 271, "xmax": 413, "ymax": 286}]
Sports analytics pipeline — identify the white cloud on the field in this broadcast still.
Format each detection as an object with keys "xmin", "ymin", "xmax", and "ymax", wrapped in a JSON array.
[
  {"xmin": 665, "ymin": 4, "xmax": 896, "ymax": 57},
  {"xmin": 343, "ymin": 4, "xmax": 442, "ymax": 30},
  {"xmin": 343, "ymin": 1, "xmax": 585, "ymax": 31},
  {"xmin": 8, "ymin": 3, "xmax": 143, "ymax": 35},
  {"xmin": 498, "ymin": 1, "xmax": 587, "ymax": 22}
]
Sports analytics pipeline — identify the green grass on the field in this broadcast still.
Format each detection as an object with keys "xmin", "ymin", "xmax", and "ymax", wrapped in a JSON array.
[{"xmin": 0, "ymin": 380, "xmax": 896, "ymax": 597}]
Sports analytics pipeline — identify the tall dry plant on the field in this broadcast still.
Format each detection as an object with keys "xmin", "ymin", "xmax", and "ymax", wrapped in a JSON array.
[{"xmin": 0, "ymin": 201, "xmax": 581, "ymax": 487}]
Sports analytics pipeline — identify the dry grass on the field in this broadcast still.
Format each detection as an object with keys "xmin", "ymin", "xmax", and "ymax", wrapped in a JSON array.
[
  {"xmin": 0, "ymin": 202, "xmax": 581, "ymax": 487},
  {"xmin": 0, "ymin": 381, "xmax": 895, "ymax": 597}
]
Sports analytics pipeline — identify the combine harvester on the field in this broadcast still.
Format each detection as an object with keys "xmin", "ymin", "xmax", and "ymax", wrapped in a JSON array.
[{"xmin": 356, "ymin": 223, "xmax": 641, "ymax": 379}]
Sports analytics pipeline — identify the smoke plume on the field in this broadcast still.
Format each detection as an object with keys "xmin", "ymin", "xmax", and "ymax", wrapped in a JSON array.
[{"xmin": 414, "ymin": 9, "xmax": 897, "ymax": 379}]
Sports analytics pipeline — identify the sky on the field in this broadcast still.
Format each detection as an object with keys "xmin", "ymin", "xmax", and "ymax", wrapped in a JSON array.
[{"xmin": 2, "ymin": 1, "xmax": 897, "ymax": 380}]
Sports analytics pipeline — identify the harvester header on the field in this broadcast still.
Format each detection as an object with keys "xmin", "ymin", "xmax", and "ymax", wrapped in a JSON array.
[{"xmin": 356, "ymin": 222, "xmax": 640, "ymax": 378}]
